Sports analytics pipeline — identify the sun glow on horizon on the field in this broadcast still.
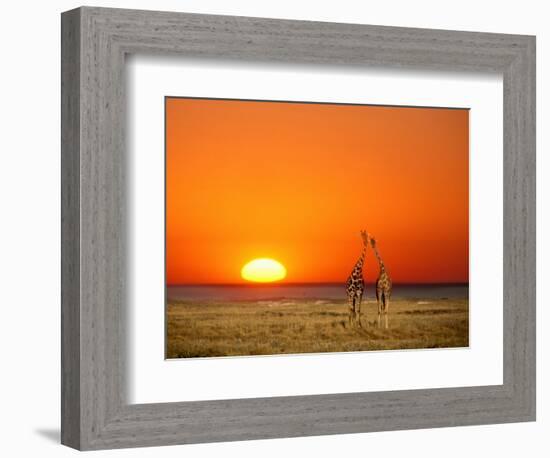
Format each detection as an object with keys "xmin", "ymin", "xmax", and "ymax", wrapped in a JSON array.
[{"xmin": 241, "ymin": 258, "xmax": 287, "ymax": 283}]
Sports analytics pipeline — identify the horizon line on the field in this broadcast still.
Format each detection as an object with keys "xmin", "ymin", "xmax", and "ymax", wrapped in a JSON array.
[{"xmin": 167, "ymin": 281, "xmax": 469, "ymax": 287}]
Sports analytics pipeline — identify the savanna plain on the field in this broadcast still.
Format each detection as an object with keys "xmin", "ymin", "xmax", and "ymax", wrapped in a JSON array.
[{"xmin": 166, "ymin": 297, "xmax": 469, "ymax": 358}]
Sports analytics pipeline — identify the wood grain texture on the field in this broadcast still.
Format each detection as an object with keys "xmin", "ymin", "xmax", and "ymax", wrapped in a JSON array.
[
  {"xmin": 60, "ymin": 7, "xmax": 81, "ymax": 449},
  {"xmin": 61, "ymin": 6, "xmax": 536, "ymax": 450}
]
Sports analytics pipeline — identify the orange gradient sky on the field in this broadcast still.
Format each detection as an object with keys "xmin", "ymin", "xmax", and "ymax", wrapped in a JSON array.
[{"xmin": 166, "ymin": 98, "xmax": 469, "ymax": 285}]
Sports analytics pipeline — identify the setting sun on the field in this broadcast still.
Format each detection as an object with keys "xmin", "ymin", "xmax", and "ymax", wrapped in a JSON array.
[{"xmin": 241, "ymin": 258, "xmax": 287, "ymax": 283}]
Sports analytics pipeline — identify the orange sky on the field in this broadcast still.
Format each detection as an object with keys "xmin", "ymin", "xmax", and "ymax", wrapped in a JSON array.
[{"xmin": 166, "ymin": 98, "xmax": 469, "ymax": 285}]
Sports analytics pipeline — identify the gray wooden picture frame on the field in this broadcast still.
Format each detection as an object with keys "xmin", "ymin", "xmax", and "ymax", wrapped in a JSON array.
[{"xmin": 61, "ymin": 6, "xmax": 536, "ymax": 451}]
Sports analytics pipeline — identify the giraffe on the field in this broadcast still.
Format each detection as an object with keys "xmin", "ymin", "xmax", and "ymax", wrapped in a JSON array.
[
  {"xmin": 370, "ymin": 237, "xmax": 392, "ymax": 328},
  {"xmin": 346, "ymin": 230, "xmax": 370, "ymax": 327}
]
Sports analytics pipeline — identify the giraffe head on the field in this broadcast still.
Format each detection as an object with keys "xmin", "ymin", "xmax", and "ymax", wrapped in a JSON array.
[
  {"xmin": 360, "ymin": 230, "xmax": 371, "ymax": 247},
  {"xmin": 370, "ymin": 236, "xmax": 377, "ymax": 248}
]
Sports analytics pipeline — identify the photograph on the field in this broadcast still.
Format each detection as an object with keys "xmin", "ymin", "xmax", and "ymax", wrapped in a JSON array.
[{"xmin": 165, "ymin": 97, "xmax": 470, "ymax": 358}]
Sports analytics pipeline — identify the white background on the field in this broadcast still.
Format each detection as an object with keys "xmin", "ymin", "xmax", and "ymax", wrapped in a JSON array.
[
  {"xmin": 0, "ymin": 1, "xmax": 547, "ymax": 457},
  {"xmin": 129, "ymin": 58, "xmax": 503, "ymax": 403}
]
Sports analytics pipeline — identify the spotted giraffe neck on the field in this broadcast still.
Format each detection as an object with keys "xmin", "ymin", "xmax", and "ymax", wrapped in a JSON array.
[
  {"xmin": 372, "ymin": 243, "xmax": 386, "ymax": 272},
  {"xmin": 353, "ymin": 246, "xmax": 367, "ymax": 272}
]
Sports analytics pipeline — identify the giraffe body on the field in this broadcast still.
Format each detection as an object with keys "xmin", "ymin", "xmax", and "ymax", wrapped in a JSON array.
[
  {"xmin": 376, "ymin": 269, "xmax": 392, "ymax": 313},
  {"xmin": 370, "ymin": 238, "xmax": 392, "ymax": 326},
  {"xmin": 345, "ymin": 231, "xmax": 370, "ymax": 327}
]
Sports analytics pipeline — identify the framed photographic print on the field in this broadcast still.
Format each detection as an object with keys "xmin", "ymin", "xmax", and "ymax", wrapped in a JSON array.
[
  {"xmin": 164, "ymin": 97, "xmax": 470, "ymax": 358},
  {"xmin": 61, "ymin": 6, "xmax": 536, "ymax": 450}
]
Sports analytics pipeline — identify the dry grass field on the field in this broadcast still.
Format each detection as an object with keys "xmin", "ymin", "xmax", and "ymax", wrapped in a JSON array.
[{"xmin": 166, "ymin": 298, "xmax": 469, "ymax": 358}]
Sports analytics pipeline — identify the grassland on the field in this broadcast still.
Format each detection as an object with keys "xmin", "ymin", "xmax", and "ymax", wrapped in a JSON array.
[{"xmin": 166, "ymin": 297, "xmax": 469, "ymax": 358}]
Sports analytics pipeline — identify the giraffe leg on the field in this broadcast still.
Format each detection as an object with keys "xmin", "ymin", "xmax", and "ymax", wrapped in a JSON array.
[
  {"xmin": 348, "ymin": 296, "xmax": 354, "ymax": 328},
  {"xmin": 376, "ymin": 288, "xmax": 382, "ymax": 328},
  {"xmin": 384, "ymin": 291, "xmax": 391, "ymax": 314},
  {"xmin": 356, "ymin": 293, "xmax": 363, "ymax": 327},
  {"xmin": 382, "ymin": 293, "xmax": 389, "ymax": 329}
]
